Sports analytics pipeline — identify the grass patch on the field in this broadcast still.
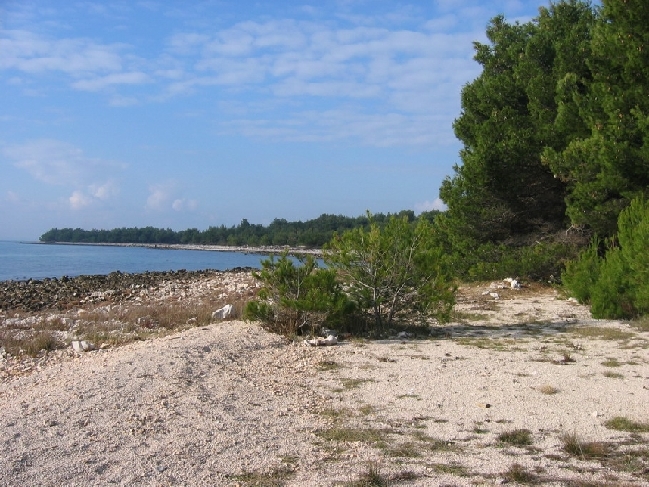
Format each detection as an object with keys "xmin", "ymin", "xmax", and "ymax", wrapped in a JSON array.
[
  {"xmin": 503, "ymin": 463, "xmax": 536, "ymax": 484},
  {"xmin": 358, "ymin": 404, "xmax": 376, "ymax": 416},
  {"xmin": 230, "ymin": 466, "xmax": 295, "ymax": 486},
  {"xmin": 537, "ymin": 384, "xmax": 560, "ymax": 395},
  {"xmin": 344, "ymin": 462, "xmax": 390, "ymax": 487},
  {"xmin": 601, "ymin": 358, "xmax": 621, "ymax": 367},
  {"xmin": 0, "ymin": 330, "xmax": 63, "ymax": 357},
  {"xmin": 341, "ymin": 378, "xmax": 373, "ymax": 390},
  {"xmin": 603, "ymin": 371, "xmax": 624, "ymax": 379},
  {"xmin": 571, "ymin": 326, "xmax": 635, "ymax": 341},
  {"xmin": 604, "ymin": 417, "xmax": 649, "ymax": 433},
  {"xmin": 384, "ymin": 442, "xmax": 421, "ymax": 458},
  {"xmin": 411, "ymin": 431, "xmax": 455, "ymax": 452},
  {"xmin": 396, "ymin": 394, "xmax": 420, "ymax": 400},
  {"xmin": 454, "ymin": 337, "xmax": 522, "ymax": 352},
  {"xmin": 317, "ymin": 427, "xmax": 388, "ymax": 445},
  {"xmin": 629, "ymin": 316, "xmax": 649, "ymax": 333},
  {"xmin": 430, "ymin": 462, "xmax": 470, "ymax": 477},
  {"xmin": 497, "ymin": 429, "xmax": 533, "ymax": 446},
  {"xmin": 561, "ymin": 432, "xmax": 610, "ymax": 459}
]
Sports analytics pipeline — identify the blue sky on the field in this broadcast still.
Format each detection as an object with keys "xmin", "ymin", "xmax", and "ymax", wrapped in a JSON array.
[{"xmin": 1, "ymin": 0, "xmax": 544, "ymax": 240}]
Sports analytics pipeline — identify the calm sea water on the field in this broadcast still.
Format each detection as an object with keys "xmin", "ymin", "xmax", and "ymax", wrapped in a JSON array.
[{"xmin": 0, "ymin": 241, "xmax": 270, "ymax": 282}]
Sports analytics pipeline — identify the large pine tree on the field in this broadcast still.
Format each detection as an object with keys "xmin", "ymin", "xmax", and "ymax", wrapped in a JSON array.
[
  {"xmin": 544, "ymin": 0, "xmax": 649, "ymax": 237},
  {"xmin": 438, "ymin": 1, "xmax": 597, "ymax": 261}
]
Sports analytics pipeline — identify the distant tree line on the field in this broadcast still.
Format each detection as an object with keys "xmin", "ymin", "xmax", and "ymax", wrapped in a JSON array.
[{"xmin": 39, "ymin": 210, "xmax": 440, "ymax": 248}]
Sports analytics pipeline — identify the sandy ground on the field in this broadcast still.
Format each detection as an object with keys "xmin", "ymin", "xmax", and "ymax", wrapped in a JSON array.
[{"xmin": 1, "ymin": 279, "xmax": 648, "ymax": 486}]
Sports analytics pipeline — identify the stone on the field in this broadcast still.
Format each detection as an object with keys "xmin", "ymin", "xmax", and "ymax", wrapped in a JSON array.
[
  {"xmin": 72, "ymin": 340, "xmax": 96, "ymax": 352},
  {"xmin": 212, "ymin": 304, "xmax": 233, "ymax": 320},
  {"xmin": 304, "ymin": 335, "xmax": 338, "ymax": 347}
]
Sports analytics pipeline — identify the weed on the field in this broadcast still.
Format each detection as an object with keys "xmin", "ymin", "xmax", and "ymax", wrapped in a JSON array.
[
  {"xmin": 430, "ymin": 463, "xmax": 470, "ymax": 477},
  {"xmin": 503, "ymin": 463, "xmax": 536, "ymax": 484},
  {"xmin": 537, "ymin": 384, "xmax": 560, "ymax": 395},
  {"xmin": 561, "ymin": 432, "xmax": 610, "ymax": 459},
  {"xmin": 604, "ymin": 417, "xmax": 649, "ymax": 433},
  {"xmin": 603, "ymin": 371, "xmax": 624, "ymax": 379},
  {"xmin": 571, "ymin": 326, "xmax": 635, "ymax": 341},
  {"xmin": 601, "ymin": 358, "xmax": 621, "ymax": 367},
  {"xmin": 344, "ymin": 462, "xmax": 390, "ymax": 487},
  {"xmin": 497, "ymin": 429, "xmax": 533, "ymax": 446}
]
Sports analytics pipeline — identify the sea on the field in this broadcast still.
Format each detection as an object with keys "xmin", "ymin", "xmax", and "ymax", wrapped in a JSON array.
[{"xmin": 0, "ymin": 241, "xmax": 272, "ymax": 282}]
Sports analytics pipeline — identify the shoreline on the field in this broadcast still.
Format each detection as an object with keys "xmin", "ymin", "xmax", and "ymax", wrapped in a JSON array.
[{"xmin": 35, "ymin": 241, "xmax": 323, "ymax": 256}]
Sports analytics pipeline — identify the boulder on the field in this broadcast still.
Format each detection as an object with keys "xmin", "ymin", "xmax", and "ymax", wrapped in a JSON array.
[{"xmin": 212, "ymin": 304, "xmax": 233, "ymax": 320}]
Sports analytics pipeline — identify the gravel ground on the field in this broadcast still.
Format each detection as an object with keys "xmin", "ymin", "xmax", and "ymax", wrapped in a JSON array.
[{"xmin": 1, "ymin": 277, "xmax": 648, "ymax": 486}]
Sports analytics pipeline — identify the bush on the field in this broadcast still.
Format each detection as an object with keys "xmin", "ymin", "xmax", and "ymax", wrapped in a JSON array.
[
  {"xmin": 243, "ymin": 252, "xmax": 353, "ymax": 336},
  {"xmin": 563, "ymin": 197, "xmax": 649, "ymax": 319},
  {"xmin": 324, "ymin": 214, "xmax": 455, "ymax": 330}
]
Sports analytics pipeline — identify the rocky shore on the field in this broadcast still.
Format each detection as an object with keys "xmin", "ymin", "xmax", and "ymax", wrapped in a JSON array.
[{"xmin": 0, "ymin": 268, "xmax": 255, "ymax": 313}]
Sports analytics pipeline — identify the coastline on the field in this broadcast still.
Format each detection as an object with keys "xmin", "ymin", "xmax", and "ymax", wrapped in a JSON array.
[{"xmin": 36, "ymin": 241, "xmax": 323, "ymax": 256}]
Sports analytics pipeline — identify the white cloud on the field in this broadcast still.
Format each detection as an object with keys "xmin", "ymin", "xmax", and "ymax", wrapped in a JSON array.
[
  {"xmin": 0, "ymin": 30, "xmax": 123, "ymax": 75},
  {"xmin": 89, "ymin": 180, "xmax": 118, "ymax": 200},
  {"xmin": 172, "ymin": 198, "xmax": 198, "ymax": 211},
  {"xmin": 5, "ymin": 139, "xmax": 124, "ymax": 186},
  {"xmin": 69, "ymin": 190, "xmax": 93, "ymax": 210},
  {"xmin": 71, "ymin": 71, "xmax": 149, "ymax": 91},
  {"xmin": 415, "ymin": 198, "xmax": 447, "ymax": 213}
]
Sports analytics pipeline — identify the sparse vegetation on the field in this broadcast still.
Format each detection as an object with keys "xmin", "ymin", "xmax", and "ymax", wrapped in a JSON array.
[
  {"xmin": 503, "ymin": 463, "xmax": 536, "ymax": 484},
  {"xmin": 344, "ymin": 462, "xmax": 391, "ymax": 487},
  {"xmin": 604, "ymin": 417, "xmax": 649, "ymax": 433},
  {"xmin": 561, "ymin": 432, "xmax": 610, "ymax": 459},
  {"xmin": 498, "ymin": 429, "xmax": 533, "ymax": 447},
  {"xmin": 537, "ymin": 384, "xmax": 560, "ymax": 395}
]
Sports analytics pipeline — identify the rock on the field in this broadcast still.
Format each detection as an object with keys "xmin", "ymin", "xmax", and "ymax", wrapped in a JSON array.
[
  {"xmin": 212, "ymin": 304, "xmax": 233, "ymax": 320},
  {"xmin": 304, "ymin": 335, "xmax": 338, "ymax": 347},
  {"xmin": 72, "ymin": 340, "xmax": 96, "ymax": 352}
]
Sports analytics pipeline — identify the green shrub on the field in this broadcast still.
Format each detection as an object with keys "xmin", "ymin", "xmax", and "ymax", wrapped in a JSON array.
[
  {"xmin": 243, "ymin": 252, "xmax": 353, "ymax": 336},
  {"xmin": 564, "ymin": 197, "xmax": 649, "ymax": 319},
  {"xmin": 561, "ymin": 239, "xmax": 602, "ymax": 304}
]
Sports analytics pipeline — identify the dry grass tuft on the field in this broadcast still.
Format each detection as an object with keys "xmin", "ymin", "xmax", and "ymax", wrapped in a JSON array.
[
  {"xmin": 498, "ymin": 428, "xmax": 534, "ymax": 446},
  {"xmin": 537, "ymin": 384, "xmax": 560, "ymax": 395}
]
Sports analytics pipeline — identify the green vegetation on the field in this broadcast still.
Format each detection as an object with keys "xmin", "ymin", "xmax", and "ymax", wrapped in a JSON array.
[
  {"xmin": 324, "ymin": 213, "xmax": 455, "ymax": 330},
  {"xmin": 243, "ymin": 252, "xmax": 352, "ymax": 336},
  {"xmin": 604, "ymin": 417, "xmax": 649, "ymax": 433},
  {"xmin": 563, "ymin": 198, "xmax": 649, "ymax": 319},
  {"xmin": 497, "ymin": 429, "xmax": 534, "ymax": 447},
  {"xmin": 39, "ymin": 211, "xmax": 436, "ymax": 248},
  {"xmin": 245, "ymin": 214, "xmax": 456, "ymax": 336}
]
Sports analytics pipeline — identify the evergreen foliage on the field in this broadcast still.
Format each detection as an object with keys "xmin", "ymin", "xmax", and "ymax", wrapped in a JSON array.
[
  {"xmin": 243, "ymin": 252, "xmax": 353, "ymax": 336},
  {"xmin": 245, "ymin": 216, "xmax": 456, "ymax": 336},
  {"xmin": 38, "ymin": 211, "xmax": 438, "ymax": 249},
  {"xmin": 324, "ymin": 214, "xmax": 455, "ymax": 330},
  {"xmin": 437, "ymin": 0, "xmax": 597, "ymax": 279},
  {"xmin": 563, "ymin": 198, "xmax": 649, "ymax": 318},
  {"xmin": 545, "ymin": 0, "xmax": 649, "ymax": 237}
]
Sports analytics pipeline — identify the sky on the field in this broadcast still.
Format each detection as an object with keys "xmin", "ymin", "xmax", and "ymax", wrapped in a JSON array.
[{"xmin": 0, "ymin": 0, "xmax": 546, "ymax": 240}]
